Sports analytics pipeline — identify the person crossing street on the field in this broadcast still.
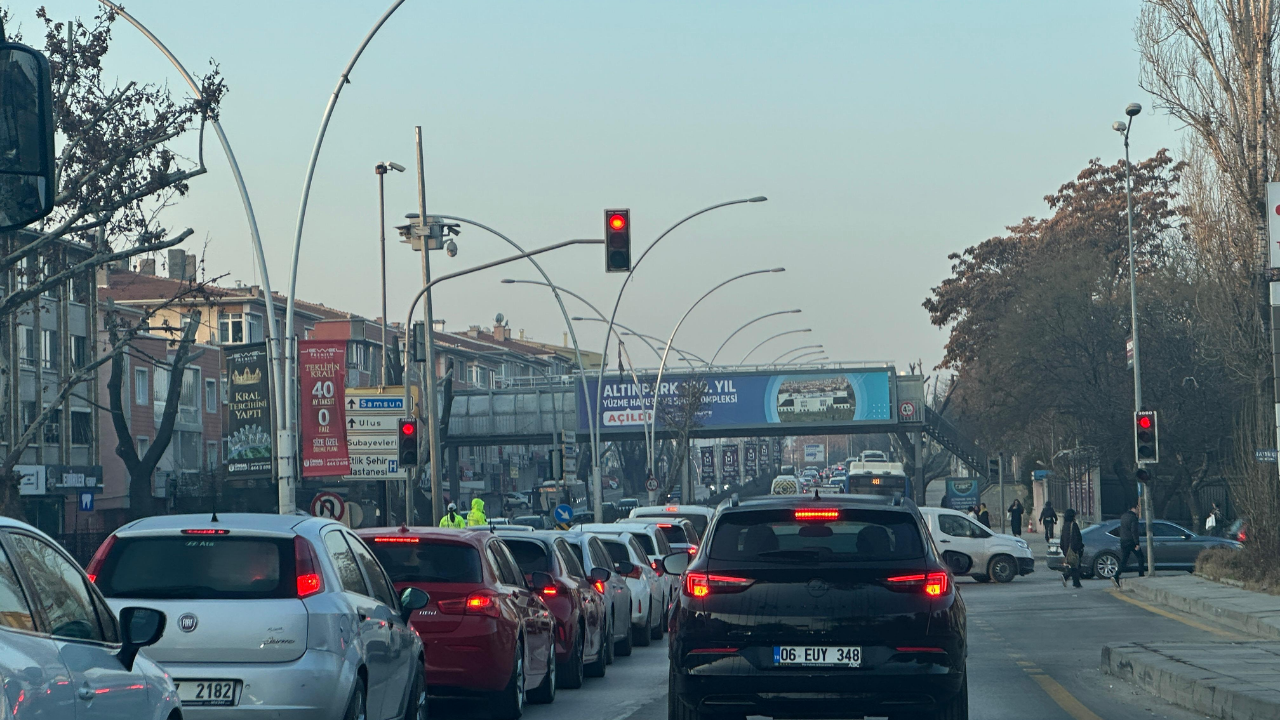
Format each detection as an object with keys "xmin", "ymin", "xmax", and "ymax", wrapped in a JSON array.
[
  {"xmin": 1113, "ymin": 500, "xmax": 1146, "ymax": 587},
  {"xmin": 1040, "ymin": 501, "xmax": 1058, "ymax": 542},
  {"xmin": 1060, "ymin": 508, "xmax": 1084, "ymax": 589}
]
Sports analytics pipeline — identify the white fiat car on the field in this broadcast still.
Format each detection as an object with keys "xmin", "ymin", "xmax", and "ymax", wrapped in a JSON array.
[{"xmin": 919, "ymin": 507, "xmax": 1035, "ymax": 583}]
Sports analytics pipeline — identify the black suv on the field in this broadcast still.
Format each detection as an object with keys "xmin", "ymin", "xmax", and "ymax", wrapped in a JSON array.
[{"xmin": 663, "ymin": 494, "xmax": 967, "ymax": 720}]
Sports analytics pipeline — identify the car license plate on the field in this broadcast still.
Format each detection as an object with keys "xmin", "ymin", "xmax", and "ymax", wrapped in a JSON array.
[
  {"xmin": 773, "ymin": 646, "xmax": 861, "ymax": 667},
  {"xmin": 175, "ymin": 679, "xmax": 239, "ymax": 706}
]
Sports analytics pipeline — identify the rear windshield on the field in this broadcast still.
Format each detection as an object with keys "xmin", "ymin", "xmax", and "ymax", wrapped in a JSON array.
[
  {"xmin": 635, "ymin": 512, "xmax": 707, "ymax": 537},
  {"xmin": 709, "ymin": 508, "xmax": 925, "ymax": 563},
  {"xmin": 97, "ymin": 536, "xmax": 295, "ymax": 600},
  {"xmin": 503, "ymin": 539, "xmax": 550, "ymax": 574},
  {"xmin": 626, "ymin": 533, "xmax": 655, "ymax": 555},
  {"xmin": 368, "ymin": 540, "xmax": 482, "ymax": 584},
  {"xmin": 655, "ymin": 525, "xmax": 692, "ymax": 546},
  {"xmin": 600, "ymin": 539, "xmax": 630, "ymax": 565}
]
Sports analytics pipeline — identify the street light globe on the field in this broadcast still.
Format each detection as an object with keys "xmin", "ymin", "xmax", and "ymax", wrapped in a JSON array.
[
  {"xmin": 500, "ymin": 279, "xmax": 516, "ymax": 284},
  {"xmin": 748, "ymin": 196, "xmax": 768, "ymax": 203},
  {"xmin": 445, "ymin": 240, "xmax": 458, "ymax": 257},
  {"xmin": 1126, "ymin": 103, "xmax": 1142, "ymax": 117},
  {"xmin": 770, "ymin": 267, "xmax": 786, "ymax": 273},
  {"xmin": 1112, "ymin": 121, "xmax": 1127, "ymax": 133}
]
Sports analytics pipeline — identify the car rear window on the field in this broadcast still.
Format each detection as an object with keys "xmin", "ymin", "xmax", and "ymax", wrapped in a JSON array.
[
  {"xmin": 709, "ymin": 508, "xmax": 925, "ymax": 563},
  {"xmin": 625, "ymin": 533, "xmax": 655, "ymax": 555},
  {"xmin": 96, "ymin": 536, "xmax": 295, "ymax": 600},
  {"xmin": 600, "ymin": 539, "xmax": 630, "ymax": 565},
  {"xmin": 503, "ymin": 539, "xmax": 550, "ymax": 574},
  {"xmin": 636, "ymin": 513, "xmax": 707, "ymax": 537},
  {"xmin": 368, "ymin": 540, "xmax": 482, "ymax": 584},
  {"xmin": 654, "ymin": 524, "xmax": 692, "ymax": 546}
]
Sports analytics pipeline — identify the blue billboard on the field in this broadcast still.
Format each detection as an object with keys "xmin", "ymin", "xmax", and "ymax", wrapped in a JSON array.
[{"xmin": 578, "ymin": 368, "xmax": 895, "ymax": 435}]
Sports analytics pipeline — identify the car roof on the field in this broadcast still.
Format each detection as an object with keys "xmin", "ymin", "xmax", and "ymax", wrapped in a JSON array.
[
  {"xmin": 728, "ymin": 493, "xmax": 913, "ymax": 512},
  {"xmin": 114, "ymin": 512, "xmax": 317, "ymax": 536}
]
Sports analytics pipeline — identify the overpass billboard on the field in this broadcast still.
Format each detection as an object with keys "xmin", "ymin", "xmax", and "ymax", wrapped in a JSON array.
[{"xmin": 578, "ymin": 367, "xmax": 896, "ymax": 436}]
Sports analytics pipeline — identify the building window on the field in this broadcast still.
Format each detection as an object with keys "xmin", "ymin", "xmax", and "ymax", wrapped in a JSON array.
[
  {"xmin": 247, "ymin": 313, "xmax": 263, "ymax": 343},
  {"xmin": 176, "ymin": 431, "xmax": 201, "ymax": 471},
  {"xmin": 14, "ymin": 256, "xmax": 29, "ymax": 290},
  {"xmin": 40, "ymin": 330, "xmax": 57, "ymax": 371},
  {"xmin": 42, "ymin": 408, "xmax": 60, "ymax": 445},
  {"xmin": 71, "ymin": 411, "xmax": 91, "ymax": 445},
  {"xmin": 134, "ymin": 367, "xmax": 148, "ymax": 406},
  {"xmin": 218, "ymin": 313, "xmax": 244, "ymax": 344},
  {"xmin": 204, "ymin": 378, "xmax": 218, "ymax": 413},
  {"xmin": 136, "ymin": 436, "xmax": 150, "ymax": 459},
  {"xmin": 20, "ymin": 401, "xmax": 37, "ymax": 437},
  {"xmin": 179, "ymin": 367, "xmax": 200, "ymax": 412},
  {"xmin": 206, "ymin": 441, "xmax": 219, "ymax": 470},
  {"xmin": 70, "ymin": 335, "xmax": 87, "ymax": 369},
  {"xmin": 18, "ymin": 327, "xmax": 35, "ymax": 368}
]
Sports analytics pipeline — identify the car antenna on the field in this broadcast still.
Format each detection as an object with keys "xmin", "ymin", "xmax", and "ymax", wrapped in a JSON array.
[{"xmin": 813, "ymin": 489, "xmax": 821, "ymax": 501}]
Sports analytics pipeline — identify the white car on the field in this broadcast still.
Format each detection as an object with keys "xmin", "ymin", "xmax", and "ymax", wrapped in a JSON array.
[
  {"xmin": 919, "ymin": 507, "xmax": 1035, "ymax": 583},
  {"xmin": 593, "ymin": 533, "xmax": 665, "ymax": 646},
  {"xmin": 628, "ymin": 504, "xmax": 714, "ymax": 545},
  {"xmin": 581, "ymin": 522, "xmax": 678, "ymax": 621}
]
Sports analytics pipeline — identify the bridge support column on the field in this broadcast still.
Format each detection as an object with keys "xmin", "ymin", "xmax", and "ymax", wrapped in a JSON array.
[{"xmin": 913, "ymin": 431, "xmax": 924, "ymax": 506}]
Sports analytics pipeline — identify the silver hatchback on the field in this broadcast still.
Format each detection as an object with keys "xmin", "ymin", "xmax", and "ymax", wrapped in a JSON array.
[{"xmin": 88, "ymin": 513, "xmax": 429, "ymax": 720}]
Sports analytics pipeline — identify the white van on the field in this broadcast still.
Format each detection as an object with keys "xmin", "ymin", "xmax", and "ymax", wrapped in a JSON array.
[
  {"xmin": 918, "ymin": 507, "xmax": 1034, "ymax": 583},
  {"xmin": 770, "ymin": 475, "xmax": 800, "ymax": 495}
]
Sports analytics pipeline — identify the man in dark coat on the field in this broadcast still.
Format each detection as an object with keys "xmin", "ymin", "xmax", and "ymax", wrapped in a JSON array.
[
  {"xmin": 1040, "ymin": 501, "xmax": 1058, "ymax": 542},
  {"xmin": 1008, "ymin": 500, "xmax": 1024, "ymax": 537},
  {"xmin": 1113, "ymin": 500, "xmax": 1145, "ymax": 587},
  {"xmin": 1060, "ymin": 508, "xmax": 1084, "ymax": 589}
]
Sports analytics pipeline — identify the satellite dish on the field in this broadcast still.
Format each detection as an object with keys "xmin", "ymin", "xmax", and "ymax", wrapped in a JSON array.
[{"xmin": 495, "ymin": 313, "xmax": 506, "ymax": 326}]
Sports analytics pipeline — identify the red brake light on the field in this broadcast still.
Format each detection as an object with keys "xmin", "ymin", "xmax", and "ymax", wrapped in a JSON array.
[
  {"xmin": 684, "ymin": 572, "xmax": 754, "ymax": 598},
  {"xmin": 294, "ymin": 536, "xmax": 326, "ymax": 598},
  {"xmin": 794, "ymin": 508, "xmax": 840, "ymax": 521},
  {"xmin": 540, "ymin": 585, "xmax": 558, "ymax": 596},
  {"xmin": 664, "ymin": 505, "xmax": 678, "ymax": 512},
  {"xmin": 372, "ymin": 536, "xmax": 419, "ymax": 543},
  {"xmin": 440, "ymin": 590, "xmax": 501, "ymax": 617},
  {"xmin": 592, "ymin": 580, "xmax": 607, "ymax": 594},
  {"xmin": 181, "ymin": 528, "xmax": 230, "ymax": 535},
  {"xmin": 650, "ymin": 560, "xmax": 663, "ymax": 576},
  {"xmin": 686, "ymin": 545, "xmax": 698, "ymax": 555},
  {"xmin": 85, "ymin": 535, "xmax": 116, "ymax": 585},
  {"xmin": 887, "ymin": 572, "xmax": 950, "ymax": 597},
  {"xmin": 656, "ymin": 523, "xmax": 674, "ymax": 528}
]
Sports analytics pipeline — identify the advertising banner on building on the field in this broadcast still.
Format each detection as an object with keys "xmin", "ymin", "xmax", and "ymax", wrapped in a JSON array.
[
  {"xmin": 700, "ymin": 446, "xmax": 716, "ymax": 483},
  {"xmin": 579, "ymin": 368, "xmax": 894, "ymax": 436},
  {"xmin": 721, "ymin": 445, "xmax": 740, "ymax": 485},
  {"xmin": 744, "ymin": 444, "xmax": 758, "ymax": 478},
  {"xmin": 299, "ymin": 340, "xmax": 351, "ymax": 477},
  {"xmin": 223, "ymin": 342, "xmax": 273, "ymax": 477},
  {"xmin": 804, "ymin": 444, "xmax": 825, "ymax": 463}
]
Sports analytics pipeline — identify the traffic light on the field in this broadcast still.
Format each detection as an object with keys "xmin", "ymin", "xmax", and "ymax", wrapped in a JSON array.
[
  {"xmin": 605, "ymin": 209, "xmax": 631, "ymax": 273},
  {"xmin": 398, "ymin": 418, "xmax": 420, "ymax": 467},
  {"xmin": 987, "ymin": 455, "xmax": 1000, "ymax": 479},
  {"xmin": 1135, "ymin": 411, "xmax": 1158, "ymax": 465}
]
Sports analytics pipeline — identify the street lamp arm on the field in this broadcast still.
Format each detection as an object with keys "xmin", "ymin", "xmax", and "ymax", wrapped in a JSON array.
[
  {"xmin": 772, "ymin": 344, "xmax": 824, "ymax": 365},
  {"xmin": 781, "ymin": 351, "xmax": 826, "ymax": 366},
  {"xmin": 740, "ymin": 328, "xmax": 812, "ymax": 364},
  {"xmin": 709, "ymin": 309, "xmax": 801, "ymax": 365}
]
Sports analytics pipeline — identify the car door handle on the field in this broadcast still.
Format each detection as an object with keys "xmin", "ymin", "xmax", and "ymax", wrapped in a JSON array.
[
  {"xmin": 939, "ymin": 539, "xmax": 951, "ymax": 543},
  {"xmin": 77, "ymin": 684, "xmax": 95, "ymax": 701}
]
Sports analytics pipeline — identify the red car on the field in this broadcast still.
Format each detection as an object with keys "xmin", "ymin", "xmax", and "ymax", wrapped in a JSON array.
[
  {"xmin": 494, "ymin": 529, "xmax": 613, "ymax": 685},
  {"xmin": 358, "ymin": 527, "xmax": 557, "ymax": 720}
]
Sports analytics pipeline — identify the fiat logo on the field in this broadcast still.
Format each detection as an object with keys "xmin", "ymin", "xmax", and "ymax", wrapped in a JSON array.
[{"xmin": 177, "ymin": 613, "xmax": 198, "ymax": 633}]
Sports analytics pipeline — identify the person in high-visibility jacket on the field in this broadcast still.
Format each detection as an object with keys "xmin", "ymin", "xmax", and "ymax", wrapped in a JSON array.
[
  {"xmin": 439, "ymin": 502, "xmax": 466, "ymax": 528},
  {"xmin": 466, "ymin": 498, "xmax": 488, "ymax": 527}
]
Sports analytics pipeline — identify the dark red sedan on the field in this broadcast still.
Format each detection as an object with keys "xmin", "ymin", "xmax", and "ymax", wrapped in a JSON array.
[{"xmin": 358, "ymin": 527, "xmax": 557, "ymax": 719}]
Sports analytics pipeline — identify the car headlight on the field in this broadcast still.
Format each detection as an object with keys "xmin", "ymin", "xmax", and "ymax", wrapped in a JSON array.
[{"xmin": 1015, "ymin": 538, "xmax": 1029, "ymax": 549}]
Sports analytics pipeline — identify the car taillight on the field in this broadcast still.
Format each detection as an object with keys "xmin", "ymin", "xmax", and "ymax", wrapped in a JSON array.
[
  {"xmin": 620, "ymin": 564, "xmax": 642, "ymax": 579},
  {"xmin": 538, "ymin": 582, "xmax": 560, "ymax": 597},
  {"xmin": 684, "ymin": 572, "xmax": 754, "ymax": 598},
  {"xmin": 181, "ymin": 528, "xmax": 230, "ymax": 535},
  {"xmin": 686, "ymin": 545, "xmax": 698, "ymax": 555},
  {"xmin": 372, "ymin": 536, "xmax": 419, "ymax": 543},
  {"xmin": 592, "ymin": 580, "xmax": 607, "ymax": 594},
  {"xmin": 886, "ymin": 571, "xmax": 950, "ymax": 597},
  {"xmin": 294, "ymin": 536, "xmax": 325, "ymax": 598},
  {"xmin": 85, "ymin": 534, "xmax": 116, "ymax": 585},
  {"xmin": 650, "ymin": 560, "xmax": 664, "ymax": 577},
  {"xmin": 439, "ymin": 590, "xmax": 502, "ymax": 617},
  {"xmin": 794, "ymin": 508, "xmax": 840, "ymax": 521}
]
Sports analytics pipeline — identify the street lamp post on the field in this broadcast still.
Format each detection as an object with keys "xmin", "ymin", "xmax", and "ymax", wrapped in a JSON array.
[
  {"xmin": 771, "ymin": 344, "xmax": 824, "ymax": 365},
  {"xmin": 782, "ymin": 352, "xmax": 827, "ymax": 366},
  {"xmin": 740, "ymin": 330, "xmax": 812, "ymax": 365},
  {"xmin": 375, "ymin": 161, "xmax": 405, "ymax": 385},
  {"xmin": 709, "ymin": 310, "xmax": 802, "ymax": 365},
  {"xmin": 1115, "ymin": 102, "xmax": 1156, "ymax": 576}
]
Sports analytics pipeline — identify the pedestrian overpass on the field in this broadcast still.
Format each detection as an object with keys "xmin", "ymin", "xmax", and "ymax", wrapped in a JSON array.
[{"xmin": 443, "ymin": 363, "xmax": 993, "ymax": 489}]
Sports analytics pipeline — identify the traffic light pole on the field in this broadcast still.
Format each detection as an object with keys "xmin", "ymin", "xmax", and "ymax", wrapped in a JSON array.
[{"xmin": 412, "ymin": 128, "xmax": 442, "ymax": 527}]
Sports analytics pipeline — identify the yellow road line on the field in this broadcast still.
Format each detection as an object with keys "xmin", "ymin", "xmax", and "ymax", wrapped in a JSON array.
[
  {"xmin": 1107, "ymin": 590, "xmax": 1248, "ymax": 640},
  {"xmin": 1028, "ymin": 672, "xmax": 1104, "ymax": 720}
]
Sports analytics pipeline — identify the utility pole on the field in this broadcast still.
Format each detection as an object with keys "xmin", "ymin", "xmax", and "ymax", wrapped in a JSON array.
[
  {"xmin": 998, "ymin": 451, "xmax": 1006, "ymax": 533},
  {"xmin": 412, "ymin": 127, "xmax": 443, "ymax": 526}
]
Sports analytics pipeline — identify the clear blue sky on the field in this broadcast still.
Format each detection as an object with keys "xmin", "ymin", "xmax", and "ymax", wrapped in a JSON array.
[{"xmin": 12, "ymin": 0, "xmax": 1180, "ymax": 372}]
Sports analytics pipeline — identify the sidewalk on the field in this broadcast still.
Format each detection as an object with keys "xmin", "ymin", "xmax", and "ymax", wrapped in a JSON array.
[{"xmin": 1102, "ymin": 574, "xmax": 1280, "ymax": 720}]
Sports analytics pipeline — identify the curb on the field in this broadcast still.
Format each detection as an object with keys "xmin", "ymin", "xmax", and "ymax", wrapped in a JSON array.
[
  {"xmin": 1125, "ymin": 579, "xmax": 1280, "ymax": 642},
  {"xmin": 1102, "ymin": 643, "xmax": 1280, "ymax": 720}
]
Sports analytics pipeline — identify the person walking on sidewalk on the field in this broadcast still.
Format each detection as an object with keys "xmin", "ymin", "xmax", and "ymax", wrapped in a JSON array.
[
  {"xmin": 1008, "ymin": 500, "xmax": 1024, "ymax": 537},
  {"xmin": 1205, "ymin": 502, "xmax": 1224, "ymax": 537},
  {"xmin": 1113, "ymin": 500, "xmax": 1145, "ymax": 587},
  {"xmin": 1040, "ymin": 501, "xmax": 1058, "ymax": 542},
  {"xmin": 977, "ymin": 503, "xmax": 991, "ymax": 528},
  {"xmin": 1060, "ymin": 508, "xmax": 1084, "ymax": 589}
]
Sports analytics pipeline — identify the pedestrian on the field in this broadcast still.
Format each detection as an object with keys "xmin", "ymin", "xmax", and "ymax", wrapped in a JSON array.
[
  {"xmin": 967, "ymin": 505, "xmax": 979, "ymax": 521},
  {"xmin": 465, "ymin": 498, "xmax": 488, "ymax": 527},
  {"xmin": 977, "ymin": 503, "xmax": 991, "ymax": 528},
  {"xmin": 1205, "ymin": 502, "xmax": 1224, "ymax": 537},
  {"xmin": 1040, "ymin": 500, "xmax": 1058, "ymax": 542},
  {"xmin": 1113, "ymin": 499, "xmax": 1145, "ymax": 587},
  {"xmin": 1007, "ymin": 499, "xmax": 1024, "ymax": 537},
  {"xmin": 1060, "ymin": 508, "xmax": 1084, "ymax": 589},
  {"xmin": 439, "ymin": 502, "xmax": 466, "ymax": 529}
]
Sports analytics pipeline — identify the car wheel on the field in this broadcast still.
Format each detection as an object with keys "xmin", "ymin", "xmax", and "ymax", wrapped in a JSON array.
[
  {"xmin": 343, "ymin": 678, "xmax": 367, "ymax": 720},
  {"xmin": 616, "ymin": 615, "xmax": 634, "ymax": 657},
  {"xmin": 403, "ymin": 661, "xmax": 427, "ymax": 720},
  {"xmin": 970, "ymin": 573, "xmax": 990, "ymax": 583},
  {"xmin": 528, "ymin": 646, "xmax": 556, "ymax": 704},
  {"xmin": 1094, "ymin": 552, "xmax": 1120, "ymax": 580},
  {"xmin": 634, "ymin": 607, "xmax": 652, "ymax": 647},
  {"xmin": 989, "ymin": 555, "xmax": 1017, "ymax": 584},
  {"xmin": 491, "ymin": 638, "xmax": 525, "ymax": 720},
  {"xmin": 558, "ymin": 626, "xmax": 585, "ymax": 689}
]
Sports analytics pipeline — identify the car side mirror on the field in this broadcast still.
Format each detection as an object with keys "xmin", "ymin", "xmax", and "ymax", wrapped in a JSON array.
[
  {"xmin": 399, "ymin": 587, "xmax": 429, "ymax": 622},
  {"xmin": 0, "ymin": 42, "xmax": 57, "ymax": 231},
  {"xmin": 589, "ymin": 566, "xmax": 611, "ymax": 583},
  {"xmin": 117, "ymin": 607, "xmax": 165, "ymax": 672},
  {"xmin": 530, "ymin": 571, "xmax": 555, "ymax": 594},
  {"xmin": 660, "ymin": 551, "xmax": 690, "ymax": 576},
  {"xmin": 614, "ymin": 560, "xmax": 636, "ymax": 576}
]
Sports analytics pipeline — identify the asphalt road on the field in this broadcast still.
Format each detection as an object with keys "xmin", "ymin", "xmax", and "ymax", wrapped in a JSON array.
[{"xmin": 458, "ymin": 567, "xmax": 1241, "ymax": 720}]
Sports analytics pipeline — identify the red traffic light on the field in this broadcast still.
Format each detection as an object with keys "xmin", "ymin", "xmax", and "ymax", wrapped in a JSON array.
[
  {"xmin": 608, "ymin": 213, "xmax": 627, "ymax": 231},
  {"xmin": 400, "ymin": 421, "xmax": 416, "ymax": 436},
  {"xmin": 1137, "ymin": 416, "xmax": 1152, "ymax": 429}
]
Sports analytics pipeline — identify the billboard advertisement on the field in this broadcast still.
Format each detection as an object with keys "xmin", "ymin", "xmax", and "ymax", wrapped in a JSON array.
[
  {"xmin": 578, "ymin": 368, "xmax": 895, "ymax": 436},
  {"xmin": 744, "ymin": 443, "xmax": 758, "ymax": 478},
  {"xmin": 721, "ymin": 445, "xmax": 739, "ymax": 485},
  {"xmin": 700, "ymin": 446, "xmax": 716, "ymax": 483},
  {"xmin": 299, "ymin": 340, "xmax": 351, "ymax": 477},
  {"xmin": 223, "ymin": 342, "xmax": 273, "ymax": 477},
  {"xmin": 804, "ymin": 444, "xmax": 825, "ymax": 463}
]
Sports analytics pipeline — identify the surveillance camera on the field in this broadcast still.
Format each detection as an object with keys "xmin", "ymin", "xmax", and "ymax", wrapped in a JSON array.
[{"xmin": 446, "ymin": 240, "xmax": 458, "ymax": 257}]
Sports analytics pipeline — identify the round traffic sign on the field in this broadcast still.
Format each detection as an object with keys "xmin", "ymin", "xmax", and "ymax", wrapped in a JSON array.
[
  {"xmin": 553, "ymin": 504, "xmax": 574, "ymax": 524},
  {"xmin": 645, "ymin": 477, "xmax": 659, "ymax": 492},
  {"xmin": 899, "ymin": 401, "xmax": 917, "ymax": 419},
  {"xmin": 311, "ymin": 491, "xmax": 345, "ymax": 521}
]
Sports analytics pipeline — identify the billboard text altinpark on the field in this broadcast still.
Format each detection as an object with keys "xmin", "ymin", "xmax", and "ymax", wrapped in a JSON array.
[{"xmin": 577, "ymin": 368, "xmax": 895, "ymax": 436}]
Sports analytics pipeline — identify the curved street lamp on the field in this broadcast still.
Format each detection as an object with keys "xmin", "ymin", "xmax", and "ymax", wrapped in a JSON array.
[
  {"xmin": 772, "ymin": 344, "xmax": 824, "ymax": 365},
  {"xmin": 740, "ymin": 329, "xmax": 812, "ymax": 365},
  {"xmin": 708, "ymin": 309, "xmax": 802, "ymax": 366},
  {"xmin": 781, "ymin": 351, "xmax": 827, "ymax": 366}
]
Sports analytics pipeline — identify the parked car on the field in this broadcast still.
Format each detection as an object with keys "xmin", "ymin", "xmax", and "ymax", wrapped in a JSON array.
[
  {"xmin": 356, "ymin": 526, "xmax": 557, "ymax": 718},
  {"xmin": 0, "ymin": 516, "xmax": 178, "ymax": 720},
  {"xmin": 627, "ymin": 504, "xmax": 714, "ymax": 542},
  {"xmin": 582, "ymin": 521, "xmax": 678, "ymax": 621},
  {"xmin": 1074, "ymin": 519, "xmax": 1242, "ymax": 579},
  {"xmin": 1225, "ymin": 517, "xmax": 1250, "ymax": 544},
  {"xmin": 594, "ymin": 533, "xmax": 665, "ymax": 644},
  {"xmin": 617, "ymin": 498, "xmax": 640, "ymax": 513},
  {"xmin": 505, "ymin": 492, "xmax": 532, "ymax": 511},
  {"xmin": 493, "ymin": 528, "xmax": 611, "ymax": 685},
  {"xmin": 556, "ymin": 530, "xmax": 634, "ymax": 658},
  {"xmin": 918, "ymin": 507, "xmax": 1035, "ymax": 583},
  {"xmin": 88, "ymin": 513, "xmax": 429, "ymax": 720},
  {"xmin": 513, "ymin": 515, "xmax": 555, "ymax": 530}
]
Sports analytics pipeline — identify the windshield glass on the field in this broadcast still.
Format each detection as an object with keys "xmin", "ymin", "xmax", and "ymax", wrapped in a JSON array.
[
  {"xmin": 97, "ymin": 536, "xmax": 294, "ymax": 599},
  {"xmin": 636, "ymin": 513, "xmax": 708, "ymax": 538},
  {"xmin": 503, "ymin": 539, "xmax": 550, "ymax": 574},
  {"xmin": 709, "ymin": 508, "xmax": 925, "ymax": 563},
  {"xmin": 368, "ymin": 540, "xmax": 482, "ymax": 584}
]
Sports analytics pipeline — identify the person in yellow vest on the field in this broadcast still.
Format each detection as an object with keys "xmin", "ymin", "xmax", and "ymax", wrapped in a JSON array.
[
  {"xmin": 466, "ymin": 498, "xmax": 488, "ymax": 527},
  {"xmin": 439, "ymin": 502, "xmax": 466, "ymax": 528}
]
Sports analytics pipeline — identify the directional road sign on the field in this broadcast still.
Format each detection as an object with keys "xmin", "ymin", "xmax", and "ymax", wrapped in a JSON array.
[
  {"xmin": 342, "ymin": 387, "xmax": 417, "ymax": 481},
  {"xmin": 553, "ymin": 504, "xmax": 574, "ymax": 524}
]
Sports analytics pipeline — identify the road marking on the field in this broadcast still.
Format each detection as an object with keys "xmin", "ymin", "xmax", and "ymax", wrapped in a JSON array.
[
  {"xmin": 1107, "ymin": 589, "xmax": 1248, "ymax": 640},
  {"xmin": 1016, "ymin": 660, "xmax": 1035, "ymax": 666},
  {"xmin": 1028, "ymin": 672, "xmax": 1105, "ymax": 720}
]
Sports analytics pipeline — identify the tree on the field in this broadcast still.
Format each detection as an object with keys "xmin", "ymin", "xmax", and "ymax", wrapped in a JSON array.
[{"xmin": 655, "ymin": 376, "xmax": 707, "ymax": 497}]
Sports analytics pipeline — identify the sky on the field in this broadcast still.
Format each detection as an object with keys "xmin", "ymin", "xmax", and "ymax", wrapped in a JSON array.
[{"xmin": 8, "ymin": 0, "xmax": 1183, "ymax": 374}]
